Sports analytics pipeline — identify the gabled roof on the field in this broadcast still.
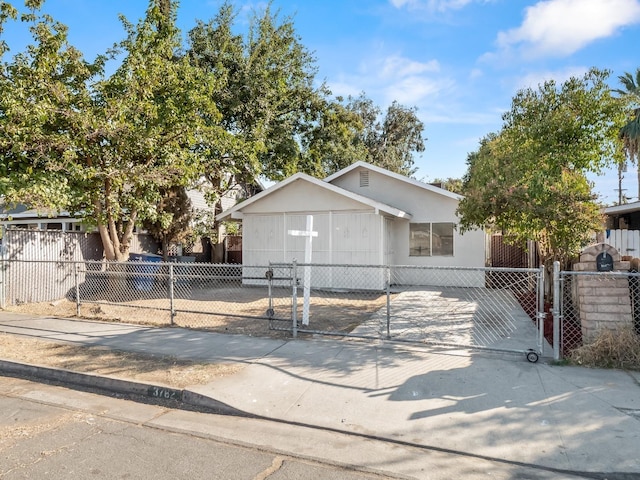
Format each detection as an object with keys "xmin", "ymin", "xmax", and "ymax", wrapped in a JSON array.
[
  {"xmin": 0, "ymin": 202, "xmax": 71, "ymax": 220},
  {"xmin": 216, "ymin": 172, "xmax": 412, "ymax": 221},
  {"xmin": 324, "ymin": 161, "xmax": 463, "ymax": 201}
]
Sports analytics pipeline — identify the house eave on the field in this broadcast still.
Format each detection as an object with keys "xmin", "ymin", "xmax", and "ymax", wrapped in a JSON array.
[
  {"xmin": 324, "ymin": 161, "xmax": 463, "ymax": 201},
  {"xmin": 216, "ymin": 172, "xmax": 412, "ymax": 221}
]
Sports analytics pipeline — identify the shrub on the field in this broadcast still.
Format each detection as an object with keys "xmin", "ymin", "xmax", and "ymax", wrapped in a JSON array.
[{"xmin": 569, "ymin": 326, "xmax": 640, "ymax": 370}]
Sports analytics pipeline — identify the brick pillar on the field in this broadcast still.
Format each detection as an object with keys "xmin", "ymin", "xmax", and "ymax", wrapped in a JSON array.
[{"xmin": 572, "ymin": 243, "xmax": 632, "ymax": 343}]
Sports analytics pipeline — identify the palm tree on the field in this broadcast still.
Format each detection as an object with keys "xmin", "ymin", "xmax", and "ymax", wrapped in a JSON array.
[{"xmin": 615, "ymin": 68, "xmax": 640, "ymax": 201}]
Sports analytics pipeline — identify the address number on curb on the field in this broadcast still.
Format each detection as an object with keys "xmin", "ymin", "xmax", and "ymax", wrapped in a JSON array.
[{"xmin": 147, "ymin": 386, "xmax": 183, "ymax": 401}]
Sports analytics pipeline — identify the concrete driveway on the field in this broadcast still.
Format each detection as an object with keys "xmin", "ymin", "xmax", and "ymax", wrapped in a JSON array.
[{"xmin": 354, "ymin": 286, "xmax": 549, "ymax": 360}]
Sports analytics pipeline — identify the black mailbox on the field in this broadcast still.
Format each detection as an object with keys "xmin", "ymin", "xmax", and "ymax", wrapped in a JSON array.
[{"xmin": 596, "ymin": 252, "xmax": 614, "ymax": 272}]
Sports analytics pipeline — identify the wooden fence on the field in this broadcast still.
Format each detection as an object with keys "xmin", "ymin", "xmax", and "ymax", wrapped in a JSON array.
[
  {"xmin": 0, "ymin": 229, "xmax": 159, "ymax": 261},
  {"xmin": 488, "ymin": 234, "xmax": 538, "ymax": 268}
]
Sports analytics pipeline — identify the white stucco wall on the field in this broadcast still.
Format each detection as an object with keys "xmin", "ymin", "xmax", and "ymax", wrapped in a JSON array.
[
  {"xmin": 329, "ymin": 167, "xmax": 457, "ymax": 217},
  {"xmin": 329, "ymin": 166, "xmax": 486, "ymax": 271},
  {"xmin": 232, "ymin": 166, "xmax": 487, "ymax": 289},
  {"xmin": 240, "ymin": 178, "xmax": 370, "ymax": 214}
]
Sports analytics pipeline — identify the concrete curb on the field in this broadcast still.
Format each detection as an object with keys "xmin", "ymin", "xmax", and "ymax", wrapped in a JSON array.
[{"xmin": 0, "ymin": 358, "xmax": 248, "ymax": 417}]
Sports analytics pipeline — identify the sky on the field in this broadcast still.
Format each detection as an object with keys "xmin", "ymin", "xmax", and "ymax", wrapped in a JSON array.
[{"xmin": 2, "ymin": 0, "xmax": 640, "ymax": 205}]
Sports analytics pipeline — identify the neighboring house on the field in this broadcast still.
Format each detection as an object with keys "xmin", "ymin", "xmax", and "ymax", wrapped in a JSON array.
[
  {"xmin": 598, "ymin": 202, "xmax": 640, "ymax": 258},
  {"xmin": 0, "ymin": 204, "xmax": 85, "ymax": 234},
  {"xmin": 216, "ymin": 161, "xmax": 486, "ymax": 289},
  {"xmin": 603, "ymin": 201, "xmax": 640, "ymax": 230},
  {"xmin": 1, "ymin": 179, "xmax": 264, "ymax": 262},
  {"xmin": 202, "ymin": 178, "xmax": 264, "ymax": 263}
]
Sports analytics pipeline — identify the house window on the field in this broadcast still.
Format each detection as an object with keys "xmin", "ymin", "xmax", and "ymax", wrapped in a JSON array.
[{"xmin": 409, "ymin": 223, "xmax": 454, "ymax": 256}]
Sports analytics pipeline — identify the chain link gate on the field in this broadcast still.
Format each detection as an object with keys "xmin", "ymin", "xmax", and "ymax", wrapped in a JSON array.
[
  {"xmin": 284, "ymin": 264, "xmax": 545, "ymax": 362},
  {"xmin": 388, "ymin": 266, "xmax": 544, "ymax": 362}
]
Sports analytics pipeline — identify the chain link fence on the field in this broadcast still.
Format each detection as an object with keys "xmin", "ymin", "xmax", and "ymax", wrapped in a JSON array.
[
  {"xmin": 6, "ymin": 256, "xmax": 640, "ymax": 364},
  {"xmin": 0, "ymin": 258, "xmax": 545, "ymax": 359},
  {"xmin": 556, "ymin": 270, "xmax": 640, "ymax": 360},
  {"xmin": 0, "ymin": 259, "xmax": 295, "ymax": 337},
  {"xmin": 386, "ymin": 266, "xmax": 543, "ymax": 360}
]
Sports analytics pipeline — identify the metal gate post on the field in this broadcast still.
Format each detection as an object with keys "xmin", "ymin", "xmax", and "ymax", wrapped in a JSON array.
[
  {"xmin": 168, "ymin": 263, "xmax": 175, "ymax": 326},
  {"xmin": 537, "ymin": 265, "xmax": 545, "ymax": 356},
  {"xmin": 385, "ymin": 266, "xmax": 391, "ymax": 339},
  {"xmin": 553, "ymin": 261, "xmax": 560, "ymax": 361},
  {"xmin": 0, "ymin": 257, "xmax": 5, "ymax": 310},
  {"xmin": 291, "ymin": 260, "xmax": 298, "ymax": 338},
  {"xmin": 0, "ymin": 238, "xmax": 5, "ymax": 310},
  {"xmin": 74, "ymin": 262, "xmax": 81, "ymax": 316}
]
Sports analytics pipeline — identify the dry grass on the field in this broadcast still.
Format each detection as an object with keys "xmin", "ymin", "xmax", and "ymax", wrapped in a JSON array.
[
  {"xmin": 569, "ymin": 326, "xmax": 640, "ymax": 370},
  {"xmin": 0, "ymin": 333, "xmax": 243, "ymax": 388},
  {"xmin": 6, "ymin": 287, "xmax": 390, "ymax": 339}
]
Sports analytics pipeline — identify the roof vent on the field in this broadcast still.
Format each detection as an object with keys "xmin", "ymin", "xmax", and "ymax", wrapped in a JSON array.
[{"xmin": 359, "ymin": 170, "xmax": 369, "ymax": 187}]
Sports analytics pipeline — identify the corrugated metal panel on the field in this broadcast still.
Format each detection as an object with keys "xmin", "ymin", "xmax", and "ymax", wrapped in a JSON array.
[
  {"xmin": 241, "ymin": 212, "xmax": 385, "ymax": 289},
  {"xmin": 1, "ymin": 230, "xmax": 160, "ymax": 305}
]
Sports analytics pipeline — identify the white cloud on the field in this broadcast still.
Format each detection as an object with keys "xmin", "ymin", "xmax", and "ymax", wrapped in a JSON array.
[
  {"xmin": 327, "ymin": 81, "xmax": 363, "ymax": 99},
  {"xmin": 330, "ymin": 54, "xmax": 450, "ymax": 106},
  {"xmin": 496, "ymin": 0, "xmax": 640, "ymax": 58},
  {"xmin": 380, "ymin": 56, "xmax": 440, "ymax": 79},
  {"xmin": 513, "ymin": 66, "xmax": 589, "ymax": 90},
  {"xmin": 469, "ymin": 68, "xmax": 483, "ymax": 80},
  {"xmin": 386, "ymin": 76, "xmax": 445, "ymax": 104}
]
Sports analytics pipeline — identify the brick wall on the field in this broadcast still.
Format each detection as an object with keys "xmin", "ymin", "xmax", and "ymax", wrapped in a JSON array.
[{"xmin": 573, "ymin": 243, "xmax": 632, "ymax": 343}]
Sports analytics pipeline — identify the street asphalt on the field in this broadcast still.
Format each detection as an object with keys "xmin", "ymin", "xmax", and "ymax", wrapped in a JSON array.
[{"xmin": 1, "ymin": 311, "xmax": 640, "ymax": 480}]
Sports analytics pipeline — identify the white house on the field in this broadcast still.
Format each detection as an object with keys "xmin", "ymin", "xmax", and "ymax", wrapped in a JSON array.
[{"xmin": 216, "ymin": 162, "xmax": 486, "ymax": 289}]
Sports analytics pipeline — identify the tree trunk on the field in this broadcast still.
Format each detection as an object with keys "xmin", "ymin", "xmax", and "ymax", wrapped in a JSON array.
[
  {"xmin": 162, "ymin": 236, "xmax": 169, "ymax": 261},
  {"xmin": 97, "ymin": 224, "xmax": 117, "ymax": 261},
  {"xmin": 97, "ymin": 222, "xmax": 133, "ymax": 262}
]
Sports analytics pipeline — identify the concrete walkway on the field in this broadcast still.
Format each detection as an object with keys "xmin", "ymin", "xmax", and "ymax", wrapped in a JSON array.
[
  {"xmin": 1, "ymin": 312, "xmax": 640, "ymax": 479},
  {"xmin": 357, "ymin": 286, "xmax": 549, "ymax": 357}
]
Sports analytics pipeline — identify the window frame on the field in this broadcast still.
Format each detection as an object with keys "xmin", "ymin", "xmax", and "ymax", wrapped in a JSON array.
[{"xmin": 409, "ymin": 222, "xmax": 455, "ymax": 257}]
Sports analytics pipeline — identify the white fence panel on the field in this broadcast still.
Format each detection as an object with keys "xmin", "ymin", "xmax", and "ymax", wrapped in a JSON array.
[{"xmin": 602, "ymin": 230, "xmax": 640, "ymax": 258}]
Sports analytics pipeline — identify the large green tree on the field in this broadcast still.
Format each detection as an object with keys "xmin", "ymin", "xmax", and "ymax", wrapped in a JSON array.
[
  {"xmin": 187, "ymin": 6, "xmax": 427, "ymax": 183},
  {"xmin": 299, "ymin": 96, "xmax": 369, "ymax": 177},
  {"xmin": 458, "ymin": 68, "xmax": 626, "ymax": 266},
  {"xmin": 186, "ymin": 2, "xmax": 324, "ymax": 188},
  {"xmin": 341, "ymin": 94, "xmax": 425, "ymax": 177},
  {"xmin": 142, "ymin": 186, "xmax": 193, "ymax": 261},
  {"xmin": 0, "ymin": 0, "xmax": 96, "ymax": 212},
  {"xmin": 0, "ymin": 1, "xmax": 227, "ymax": 261},
  {"xmin": 614, "ymin": 68, "xmax": 640, "ymax": 200},
  {"xmin": 300, "ymin": 93, "xmax": 426, "ymax": 178}
]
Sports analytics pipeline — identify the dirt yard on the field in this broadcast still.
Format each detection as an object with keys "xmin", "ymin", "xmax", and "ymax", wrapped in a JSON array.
[
  {"xmin": 1, "ymin": 286, "xmax": 390, "ymax": 387},
  {"xmin": 0, "ymin": 333, "xmax": 242, "ymax": 388},
  {"xmin": 6, "ymin": 285, "xmax": 390, "ymax": 338}
]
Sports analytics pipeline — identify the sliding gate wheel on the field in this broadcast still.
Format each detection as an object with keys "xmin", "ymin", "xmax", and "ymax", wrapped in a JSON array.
[{"xmin": 526, "ymin": 350, "xmax": 539, "ymax": 363}]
